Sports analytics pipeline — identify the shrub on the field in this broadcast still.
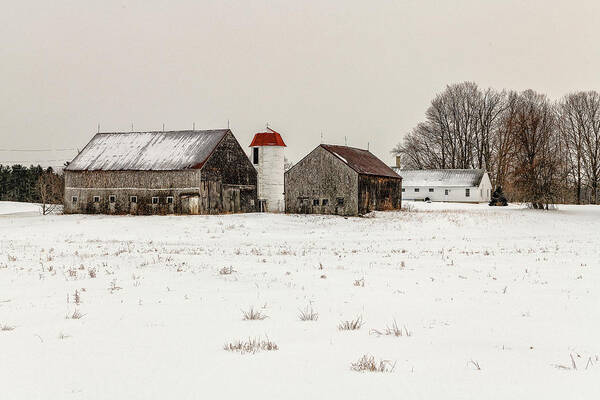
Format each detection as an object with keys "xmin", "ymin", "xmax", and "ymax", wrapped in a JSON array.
[{"xmin": 219, "ymin": 266, "xmax": 236, "ymax": 275}]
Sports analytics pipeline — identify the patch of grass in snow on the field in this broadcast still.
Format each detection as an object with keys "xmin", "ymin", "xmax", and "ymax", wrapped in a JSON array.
[
  {"xmin": 1, "ymin": 324, "xmax": 16, "ymax": 331},
  {"xmin": 298, "ymin": 305, "xmax": 319, "ymax": 321},
  {"xmin": 338, "ymin": 316, "xmax": 364, "ymax": 331},
  {"xmin": 224, "ymin": 337, "xmax": 278, "ymax": 354},
  {"xmin": 65, "ymin": 309, "xmax": 85, "ymax": 320},
  {"xmin": 219, "ymin": 266, "xmax": 236, "ymax": 275},
  {"xmin": 242, "ymin": 306, "xmax": 267, "ymax": 321},
  {"xmin": 351, "ymin": 355, "xmax": 396, "ymax": 373},
  {"xmin": 370, "ymin": 320, "xmax": 411, "ymax": 337}
]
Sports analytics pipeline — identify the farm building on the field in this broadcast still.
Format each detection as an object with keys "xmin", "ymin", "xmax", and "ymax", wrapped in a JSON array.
[
  {"xmin": 249, "ymin": 128, "xmax": 286, "ymax": 212},
  {"xmin": 394, "ymin": 169, "xmax": 492, "ymax": 203},
  {"xmin": 63, "ymin": 129, "xmax": 257, "ymax": 215},
  {"xmin": 285, "ymin": 144, "xmax": 402, "ymax": 216}
]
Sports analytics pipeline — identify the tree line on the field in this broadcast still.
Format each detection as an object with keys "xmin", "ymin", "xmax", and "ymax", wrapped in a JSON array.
[
  {"xmin": 0, "ymin": 165, "xmax": 64, "ymax": 208},
  {"xmin": 393, "ymin": 82, "xmax": 600, "ymax": 207}
]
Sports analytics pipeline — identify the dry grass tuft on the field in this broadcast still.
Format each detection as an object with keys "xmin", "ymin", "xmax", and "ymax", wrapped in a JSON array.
[
  {"xmin": 1, "ymin": 324, "xmax": 16, "ymax": 331},
  {"xmin": 219, "ymin": 266, "xmax": 236, "ymax": 275},
  {"xmin": 242, "ymin": 306, "xmax": 268, "ymax": 321},
  {"xmin": 66, "ymin": 309, "xmax": 85, "ymax": 320},
  {"xmin": 338, "ymin": 315, "xmax": 364, "ymax": 331},
  {"xmin": 353, "ymin": 278, "xmax": 365, "ymax": 287},
  {"xmin": 370, "ymin": 320, "xmax": 412, "ymax": 337},
  {"xmin": 351, "ymin": 355, "xmax": 396, "ymax": 373},
  {"xmin": 224, "ymin": 337, "xmax": 278, "ymax": 354},
  {"xmin": 88, "ymin": 268, "xmax": 97, "ymax": 278},
  {"xmin": 298, "ymin": 305, "xmax": 319, "ymax": 321}
]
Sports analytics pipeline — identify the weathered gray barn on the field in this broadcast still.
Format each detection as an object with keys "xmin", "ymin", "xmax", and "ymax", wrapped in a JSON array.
[
  {"xmin": 64, "ymin": 129, "xmax": 257, "ymax": 215},
  {"xmin": 285, "ymin": 144, "xmax": 402, "ymax": 216}
]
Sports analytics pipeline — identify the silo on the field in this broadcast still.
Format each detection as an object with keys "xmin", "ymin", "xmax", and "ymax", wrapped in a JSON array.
[{"xmin": 249, "ymin": 128, "xmax": 286, "ymax": 212}]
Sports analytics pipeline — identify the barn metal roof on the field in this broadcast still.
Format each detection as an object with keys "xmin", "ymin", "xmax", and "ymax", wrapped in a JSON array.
[
  {"xmin": 320, "ymin": 145, "xmax": 401, "ymax": 179},
  {"xmin": 65, "ymin": 130, "xmax": 229, "ymax": 171},
  {"xmin": 249, "ymin": 128, "xmax": 286, "ymax": 147},
  {"xmin": 394, "ymin": 169, "xmax": 486, "ymax": 187}
]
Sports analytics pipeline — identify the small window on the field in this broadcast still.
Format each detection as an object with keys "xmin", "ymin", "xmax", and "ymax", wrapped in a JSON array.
[
  {"xmin": 253, "ymin": 148, "xmax": 259, "ymax": 165},
  {"xmin": 109, "ymin": 195, "xmax": 116, "ymax": 203},
  {"xmin": 402, "ymin": 188, "xmax": 405, "ymax": 192},
  {"xmin": 322, "ymin": 199, "xmax": 329, "ymax": 206},
  {"xmin": 336, "ymin": 197, "xmax": 344, "ymax": 206},
  {"xmin": 93, "ymin": 196, "xmax": 100, "ymax": 203},
  {"xmin": 72, "ymin": 196, "xmax": 78, "ymax": 203},
  {"xmin": 465, "ymin": 188, "xmax": 470, "ymax": 197},
  {"xmin": 152, "ymin": 197, "xmax": 159, "ymax": 204},
  {"xmin": 429, "ymin": 188, "xmax": 434, "ymax": 193},
  {"xmin": 444, "ymin": 189, "xmax": 449, "ymax": 196},
  {"xmin": 227, "ymin": 151, "xmax": 233, "ymax": 163},
  {"xmin": 166, "ymin": 196, "xmax": 174, "ymax": 204},
  {"xmin": 414, "ymin": 188, "xmax": 420, "ymax": 192},
  {"xmin": 130, "ymin": 196, "xmax": 137, "ymax": 204},
  {"xmin": 313, "ymin": 199, "xmax": 319, "ymax": 206}
]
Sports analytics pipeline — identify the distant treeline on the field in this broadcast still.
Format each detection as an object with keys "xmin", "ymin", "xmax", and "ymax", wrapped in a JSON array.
[
  {"xmin": 394, "ymin": 82, "xmax": 600, "ymax": 208},
  {"xmin": 0, "ymin": 165, "xmax": 64, "ymax": 203}
]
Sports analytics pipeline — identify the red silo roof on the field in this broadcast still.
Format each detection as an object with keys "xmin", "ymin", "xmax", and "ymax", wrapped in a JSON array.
[{"xmin": 249, "ymin": 128, "xmax": 286, "ymax": 147}]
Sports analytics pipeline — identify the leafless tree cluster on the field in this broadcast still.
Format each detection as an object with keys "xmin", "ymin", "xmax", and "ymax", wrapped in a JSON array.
[{"xmin": 394, "ymin": 82, "xmax": 600, "ymax": 206}]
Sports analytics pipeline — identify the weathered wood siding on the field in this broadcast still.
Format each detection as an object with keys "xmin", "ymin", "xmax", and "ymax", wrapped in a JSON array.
[
  {"xmin": 199, "ymin": 132, "xmax": 257, "ymax": 214},
  {"xmin": 284, "ymin": 146, "xmax": 358, "ymax": 216},
  {"xmin": 64, "ymin": 132, "xmax": 257, "ymax": 215},
  {"xmin": 358, "ymin": 175, "xmax": 402, "ymax": 214}
]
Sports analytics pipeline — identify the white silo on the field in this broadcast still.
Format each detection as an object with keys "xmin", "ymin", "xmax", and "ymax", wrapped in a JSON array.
[{"xmin": 249, "ymin": 127, "xmax": 286, "ymax": 212}]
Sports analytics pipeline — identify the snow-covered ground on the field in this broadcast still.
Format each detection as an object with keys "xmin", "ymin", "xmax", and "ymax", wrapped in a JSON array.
[
  {"xmin": 1, "ymin": 201, "xmax": 599, "ymax": 399},
  {"xmin": 0, "ymin": 201, "xmax": 43, "ymax": 215}
]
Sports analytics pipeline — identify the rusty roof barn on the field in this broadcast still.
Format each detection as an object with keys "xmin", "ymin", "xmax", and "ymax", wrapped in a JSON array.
[
  {"xmin": 64, "ymin": 129, "xmax": 257, "ymax": 215},
  {"xmin": 285, "ymin": 144, "xmax": 402, "ymax": 216}
]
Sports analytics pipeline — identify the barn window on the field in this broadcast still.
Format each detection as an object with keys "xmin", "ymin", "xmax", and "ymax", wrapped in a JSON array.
[
  {"xmin": 226, "ymin": 151, "xmax": 233, "ymax": 163},
  {"xmin": 336, "ymin": 197, "xmax": 344, "ymax": 206},
  {"xmin": 72, "ymin": 196, "xmax": 78, "ymax": 203},
  {"xmin": 322, "ymin": 199, "xmax": 329, "ymax": 206},
  {"xmin": 313, "ymin": 199, "xmax": 319, "ymax": 206},
  {"xmin": 93, "ymin": 196, "xmax": 100, "ymax": 203},
  {"xmin": 444, "ymin": 189, "xmax": 449, "ymax": 196},
  {"xmin": 130, "ymin": 196, "xmax": 137, "ymax": 204},
  {"xmin": 109, "ymin": 195, "xmax": 116, "ymax": 203},
  {"xmin": 152, "ymin": 197, "xmax": 159, "ymax": 204},
  {"xmin": 166, "ymin": 196, "xmax": 174, "ymax": 204},
  {"xmin": 429, "ymin": 188, "xmax": 434, "ymax": 192},
  {"xmin": 465, "ymin": 188, "xmax": 470, "ymax": 197},
  {"xmin": 253, "ymin": 148, "xmax": 259, "ymax": 165},
  {"xmin": 402, "ymin": 188, "xmax": 405, "ymax": 192},
  {"xmin": 414, "ymin": 188, "xmax": 419, "ymax": 192}
]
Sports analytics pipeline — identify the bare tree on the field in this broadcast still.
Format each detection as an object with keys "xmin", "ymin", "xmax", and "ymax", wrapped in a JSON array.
[
  {"xmin": 37, "ymin": 169, "xmax": 63, "ymax": 215},
  {"xmin": 509, "ymin": 90, "xmax": 565, "ymax": 209},
  {"xmin": 557, "ymin": 91, "xmax": 600, "ymax": 204}
]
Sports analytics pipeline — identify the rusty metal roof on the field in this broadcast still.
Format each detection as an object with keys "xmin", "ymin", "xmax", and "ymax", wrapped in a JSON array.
[
  {"xmin": 320, "ymin": 144, "xmax": 401, "ymax": 179},
  {"xmin": 249, "ymin": 128, "xmax": 286, "ymax": 147},
  {"xmin": 65, "ymin": 130, "xmax": 229, "ymax": 171},
  {"xmin": 395, "ymin": 169, "xmax": 486, "ymax": 187}
]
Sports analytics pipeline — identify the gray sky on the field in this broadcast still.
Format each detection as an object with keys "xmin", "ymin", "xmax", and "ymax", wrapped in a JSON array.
[{"xmin": 2, "ymin": 0, "xmax": 600, "ymax": 167}]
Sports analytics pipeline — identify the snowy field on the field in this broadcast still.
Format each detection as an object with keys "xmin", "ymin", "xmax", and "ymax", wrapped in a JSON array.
[{"xmin": 1, "ymin": 201, "xmax": 599, "ymax": 399}]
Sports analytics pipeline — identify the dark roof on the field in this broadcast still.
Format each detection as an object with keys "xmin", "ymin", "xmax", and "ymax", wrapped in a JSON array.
[
  {"xmin": 394, "ymin": 169, "xmax": 486, "ymax": 187},
  {"xmin": 320, "ymin": 144, "xmax": 401, "ymax": 179},
  {"xmin": 66, "ymin": 129, "xmax": 230, "ymax": 171},
  {"xmin": 249, "ymin": 128, "xmax": 286, "ymax": 147}
]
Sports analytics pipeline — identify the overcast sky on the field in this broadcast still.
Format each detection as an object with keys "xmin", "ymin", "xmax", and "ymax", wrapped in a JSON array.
[{"xmin": 1, "ymin": 0, "xmax": 599, "ymax": 167}]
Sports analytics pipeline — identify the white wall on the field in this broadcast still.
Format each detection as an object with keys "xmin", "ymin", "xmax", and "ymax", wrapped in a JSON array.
[
  {"xmin": 402, "ymin": 173, "xmax": 492, "ymax": 203},
  {"xmin": 253, "ymin": 146, "xmax": 285, "ymax": 212}
]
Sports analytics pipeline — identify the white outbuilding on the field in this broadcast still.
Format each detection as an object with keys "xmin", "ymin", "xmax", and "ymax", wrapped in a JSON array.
[
  {"xmin": 250, "ymin": 128, "xmax": 286, "ymax": 212},
  {"xmin": 394, "ymin": 169, "xmax": 492, "ymax": 203}
]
